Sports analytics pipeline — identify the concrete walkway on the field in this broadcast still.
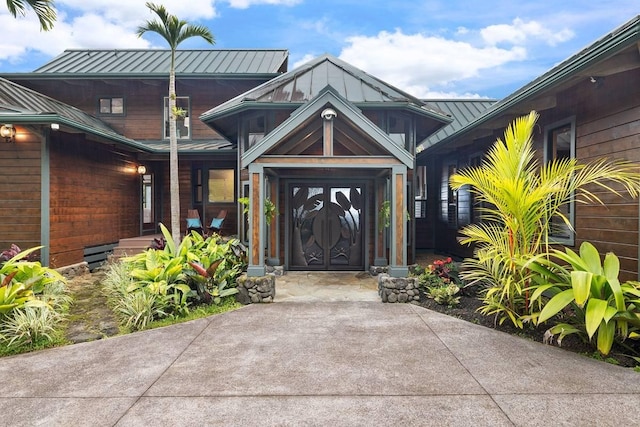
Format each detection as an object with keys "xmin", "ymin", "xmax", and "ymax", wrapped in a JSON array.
[{"xmin": 4, "ymin": 299, "xmax": 640, "ymax": 426}]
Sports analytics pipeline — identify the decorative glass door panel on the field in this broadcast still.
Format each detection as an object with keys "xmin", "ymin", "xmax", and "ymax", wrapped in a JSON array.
[{"xmin": 290, "ymin": 184, "xmax": 363, "ymax": 270}]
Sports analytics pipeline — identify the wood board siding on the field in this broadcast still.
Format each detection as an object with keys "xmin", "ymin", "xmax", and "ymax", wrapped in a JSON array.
[
  {"xmin": 574, "ymin": 112, "xmax": 640, "ymax": 280},
  {"xmin": 49, "ymin": 133, "xmax": 140, "ymax": 267},
  {"xmin": 0, "ymin": 128, "xmax": 41, "ymax": 252},
  {"xmin": 424, "ymin": 68, "xmax": 640, "ymax": 279},
  {"xmin": 16, "ymin": 79, "xmax": 262, "ymax": 141}
]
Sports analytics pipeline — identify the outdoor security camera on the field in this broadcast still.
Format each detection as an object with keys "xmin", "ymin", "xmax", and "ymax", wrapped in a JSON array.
[{"xmin": 321, "ymin": 108, "xmax": 337, "ymax": 120}]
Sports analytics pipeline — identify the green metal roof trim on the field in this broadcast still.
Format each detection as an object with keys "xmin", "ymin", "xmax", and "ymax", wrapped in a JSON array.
[
  {"xmin": 242, "ymin": 85, "xmax": 414, "ymax": 168},
  {"xmin": 137, "ymin": 139, "xmax": 233, "ymax": 153},
  {"xmin": 25, "ymin": 49, "xmax": 288, "ymax": 77},
  {"xmin": 0, "ymin": 77, "xmax": 149, "ymax": 151},
  {"xmin": 418, "ymin": 99, "xmax": 497, "ymax": 149},
  {"xmin": 419, "ymin": 14, "xmax": 640, "ymax": 156},
  {"xmin": 200, "ymin": 54, "xmax": 450, "ymax": 123}
]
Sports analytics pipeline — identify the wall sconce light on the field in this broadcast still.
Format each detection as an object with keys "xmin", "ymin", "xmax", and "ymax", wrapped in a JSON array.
[
  {"xmin": 137, "ymin": 165, "xmax": 147, "ymax": 175},
  {"xmin": 50, "ymin": 123, "xmax": 60, "ymax": 130},
  {"xmin": 0, "ymin": 124, "xmax": 16, "ymax": 143}
]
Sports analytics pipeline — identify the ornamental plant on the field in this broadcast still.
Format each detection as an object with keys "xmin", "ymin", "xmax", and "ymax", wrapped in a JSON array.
[
  {"xmin": 425, "ymin": 283, "xmax": 461, "ymax": 307},
  {"xmin": 418, "ymin": 257, "xmax": 462, "ymax": 307},
  {"xmin": 524, "ymin": 242, "xmax": 640, "ymax": 355},
  {"xmin": 0, "ymin": 245, "xmax": 69, "ymax": 349},
  {"xmin": 418, "ymin": 257, "xmax": 459, "ymax": 287},
  {"xmin": 106, "ymin": 223, "xmax": 246, "ymax": 331},
  {"xmin": 450, "ymin": 111, "xmax": 640, "ymax": 327}
]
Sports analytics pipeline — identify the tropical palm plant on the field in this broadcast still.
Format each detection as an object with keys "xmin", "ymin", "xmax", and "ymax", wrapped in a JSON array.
[
  {"xmin": 450, "ymin": 111, "xmax": 640, "ymax": 326},
  {"xmin": 5, "ymin": 0, "xmax": 56, "ymax": 30},
  {"xmin": 137, "ymin": 2, "xmax": 214, "ymax": 246}
]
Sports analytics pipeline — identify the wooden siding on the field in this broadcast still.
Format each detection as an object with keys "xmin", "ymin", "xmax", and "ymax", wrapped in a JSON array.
[
  {"xmin": 49, "ymin": 132, "xmax": 140, "ymax": 267},
  {"xmin": 0, "ymin": 127, "xmax": 41, "ymax": 252},
  {"xmin": 16, "ymin": 79, "xmax": 262, "ymax": 141},
  {"xmin": 423, "ymin": 68, "xmax": 640, "ymax": 279}
]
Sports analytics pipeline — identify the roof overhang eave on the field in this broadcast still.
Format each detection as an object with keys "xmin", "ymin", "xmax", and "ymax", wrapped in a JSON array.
[
  {"xmin": 200, "ymin": 101, "xmax": 303, "ymax": 123},
  {"xmin": 1, "ymin": 113, "xmax": 152, "ymax": 152}
]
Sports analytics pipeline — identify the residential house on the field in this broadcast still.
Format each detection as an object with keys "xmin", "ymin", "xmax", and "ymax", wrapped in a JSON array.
[
  {"xmin": 1, "ymin": 49, "xmax": 288, "ymax": 268},
  {"xmin": 2, "ymin": 15, "xmax": 639, "ymax": 280},
  {"xmin": 1, "ymin": 50, "xmax": 450, "ymax": 276}
]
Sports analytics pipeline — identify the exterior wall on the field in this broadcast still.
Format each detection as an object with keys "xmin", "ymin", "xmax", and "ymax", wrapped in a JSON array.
[
  {"xmin": 49, "ymin": 132, "xmax": 140, "ymax": 267},
  {"xmin": 15, "ymin": 79, "xmax": 262, "ymax": 141},
  {"xmin": 423, "ymin": 68, "xmax": 640, "ymax": 279},
  {"xmin": 19, "ymin": 78, "xmax": 262, "ymax": 240},
  {"xmin": 0, "ymin": 126, "xmax": 41, "ymax": 253},
  {"xmin": 554, "ymin": 69, "xmax": 640, "ymax": 280}
]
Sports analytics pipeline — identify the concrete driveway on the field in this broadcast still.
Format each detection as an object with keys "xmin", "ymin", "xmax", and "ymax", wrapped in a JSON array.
[{"xmin": 4, "ymin": 302, "xmax": 640, "ymax": 426}]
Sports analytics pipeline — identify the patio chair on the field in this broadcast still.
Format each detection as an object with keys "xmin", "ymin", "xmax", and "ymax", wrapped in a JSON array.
[
  {"xmin": 208, "ymin": 209, "xmax": 227, "ymax": 235},
  {"xmin": 186, "ymin": 209, "xmax": 204, "ymax": 236}
]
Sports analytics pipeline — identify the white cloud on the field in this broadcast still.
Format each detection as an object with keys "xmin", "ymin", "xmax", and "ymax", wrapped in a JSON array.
[
  {"xmin": 65, "ymin": 13, "xmax": 151, "ymax": 50},
  {"xmin": 0, "ymin": 1, "xmax": 218, "ymax": 68},
  {"xmin": 57, "ymin": 0, "xmax": 218, "ymax": 24},
  {"xmin": 292, "ymin": 53, "xmax": 316, "ymax": 69},
  {"xmin": 226, "ymin": 0, "xmax": 301, "ymax": 9},
  {"xmin": 481, "ymin": 18, "xmax": 574, "ymax": 47},
  {"xmin": 339, "ymin": 29, "xmax": 526, "ymax": 98}
]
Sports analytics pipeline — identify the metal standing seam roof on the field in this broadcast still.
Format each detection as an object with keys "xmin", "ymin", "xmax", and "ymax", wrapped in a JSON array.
[
  {"xmin": 30, "ymin": 49, "xmax": 289, "ymax": 76},
  {"xmin": 201, "ymin": 54, "xmax": 449, "ymax": 121},
  {"xmin": 419, "ymin": 14, "xmax": 640, "ymax": 155},
  {"xmin": 418, "ymin": 99, "xmax": 497, "ymax": 149},
  {"xmin": 0, "ymin": 76, "xmax": 145, "ymax": 147}
]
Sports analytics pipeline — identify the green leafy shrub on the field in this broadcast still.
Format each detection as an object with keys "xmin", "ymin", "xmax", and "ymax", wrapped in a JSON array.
[
  {"xmin": 105, "ymin": 223, "xmax": 247, "ymax": 331},
  {"xmin": 525, "ymin": 242, "xmax": 640, "ymax": 355},
  {"xmin": 0, "ymin": 306, "xmax": 59, "ymax": 347},
  {"xmin": 426, "ymin": 283, "xmax": 461, "ymax": 307},
  {"xmin": 0, "ymin": 245, "xmax": 69, "ymax": 349},
  {"xmin": 450, "ymin": 111, "xmax": 640, "ymax": 327},
  {"xmin": 115, "ymin": 290, "xmax": 165, "ymax": 331}
]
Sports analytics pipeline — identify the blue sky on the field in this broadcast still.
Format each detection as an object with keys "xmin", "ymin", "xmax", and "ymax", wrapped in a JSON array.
[{"xmin": 1, "ymin": 1, "xmax": 638, "ymax": 99}]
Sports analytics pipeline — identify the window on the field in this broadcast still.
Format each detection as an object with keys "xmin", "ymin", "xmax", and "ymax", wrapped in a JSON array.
[
  {"xmin": 99, "ymin": 97, "xmax": 124, "ymax": 115},
  {"xmin": 440, "ymin": 162, "xmax": 458, "ymax": 228},
  {"xmin": 208, "ymin": 169, "xmax": 234, "ymax": 203},
  {"xmin": 415, "ymin": 165, "xmax": 427, "ymax": 219},
  {"xmin": 439, "ymin": 159, "xmax": 474, "ymax": 228},
  {"xmin": 193, "ymin": 168, "xmax": 203, "ymax": 204},
  {"xmin": 544, "ymin": 117, "xmax": 576, "ymax": 245},
  {"xmin": 469, "ymin": 154, "xmax": 484, "ymax": 224},
  {"xmin": 164, "ymin": 96, "xmax": 190, "ymax": 139}
]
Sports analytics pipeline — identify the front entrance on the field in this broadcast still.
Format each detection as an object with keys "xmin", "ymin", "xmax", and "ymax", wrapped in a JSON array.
[{"xmin": 289, "ymin": 183, "xmax": 364, "ymax": 270}]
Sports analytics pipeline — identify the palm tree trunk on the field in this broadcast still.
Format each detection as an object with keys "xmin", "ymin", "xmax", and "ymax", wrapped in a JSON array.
[{"xmin": 169, "ymin": 52, "xmax": 181, "ymax": 246}]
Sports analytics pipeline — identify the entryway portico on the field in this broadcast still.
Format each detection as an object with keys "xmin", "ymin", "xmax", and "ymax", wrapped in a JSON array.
[
  {"xmin": 199, "ymin": 54, "xmax": 451, "ymax": 277},
  {"xmin": 242, "ymin": 86, "xmax": 414, "ymax": 277}
]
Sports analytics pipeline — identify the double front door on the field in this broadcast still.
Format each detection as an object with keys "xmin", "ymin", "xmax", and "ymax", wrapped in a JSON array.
[{"xmin": 289, "ymin": 183, "xmax": 364, "ymax": 270}]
